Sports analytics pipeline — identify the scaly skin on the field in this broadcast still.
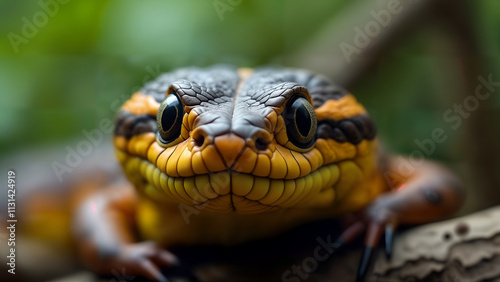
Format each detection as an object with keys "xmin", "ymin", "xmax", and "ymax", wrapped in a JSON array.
[{"xmin": 74, "ymin": 65, "xmax": 464, "ymax": 282}]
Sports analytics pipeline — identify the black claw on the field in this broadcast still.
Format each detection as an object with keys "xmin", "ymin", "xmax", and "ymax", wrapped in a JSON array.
[
  {"xmin": 332, "ymin": 239, "xmax": 344, "ymax": 253},
  {"xmin": 385, "ymin": 225, "xmax": 394, "ymax": 261},
  {"xmin": 356, "ymin": 246, "xmax": 374, "ymax": 282}
]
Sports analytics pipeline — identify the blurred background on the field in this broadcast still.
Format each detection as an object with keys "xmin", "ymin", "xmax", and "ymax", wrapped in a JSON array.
[{"xmin": 0, "ymin": 0, "xmax": 499, "ymax": 281}]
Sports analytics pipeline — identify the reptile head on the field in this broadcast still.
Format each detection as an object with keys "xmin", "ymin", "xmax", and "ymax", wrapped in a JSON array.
[{"xmin": 114, "ymin": 66, "xmax": 378, "ymax": 214}]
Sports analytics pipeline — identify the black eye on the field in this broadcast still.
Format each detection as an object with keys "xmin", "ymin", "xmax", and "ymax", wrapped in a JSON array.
[
  {"xmin": 284, "ymin": 95, "xmax": 317, "ymax": 149},
  {"xmin": 157, "ymin": 92, "xmax": 184, "ymax": 144}
]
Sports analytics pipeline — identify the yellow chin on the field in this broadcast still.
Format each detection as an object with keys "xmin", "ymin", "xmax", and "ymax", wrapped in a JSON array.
[{"xmin": 120, "ymin": 153, "xmax": 341, "ymax": 214}]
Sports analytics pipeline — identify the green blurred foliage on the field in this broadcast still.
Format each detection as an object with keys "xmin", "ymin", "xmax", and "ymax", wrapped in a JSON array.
[
  {"xmin": 0, "ymin": 0, "xmax": 351, "ymax": 154},
  {"xmin": 0, "ymin": 0, "xmax": 498, "ymax": 167}
]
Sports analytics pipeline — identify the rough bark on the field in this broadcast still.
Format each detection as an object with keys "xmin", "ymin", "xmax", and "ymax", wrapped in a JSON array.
[
  {"xmin": 372, "ymin": 206, "xmax": 500, "ymax": 282},
  {"xmin": 173, "ymin": 206, "xmax": 500, "ymax": 282}
]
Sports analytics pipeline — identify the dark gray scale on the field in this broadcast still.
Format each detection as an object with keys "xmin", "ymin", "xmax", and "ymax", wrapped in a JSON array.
[
  {"xmin": 293, "ymin": 70, "xmax": 349, "ymax": 107},
  {"xmin": 141, "ymin": 65, "xmax": 239, "ymax": 103},
  {"xmin": 316, "ymin": 115, "xmax": 376, "ymax": 145},
  {"xmin": 115, "ymin": 65, "xmax": 240, "ymax": 141},
  {"xmin": 169, "ymin": 66, "xmax": 239, "ymax": 141},
  {"xmin": 115, "ymin": 65, "xmax": 372, "ymax": 147},
  {"xmin": 114, "ymin": 111, "xmax": 157, "ymax": 139},
  {"xmin": 244, "ymin": 67, "xmax": 348, "ymax": 107},
  {"xmin": 233, "ymin": 68, "xmax": 314, "ymax": 145}
]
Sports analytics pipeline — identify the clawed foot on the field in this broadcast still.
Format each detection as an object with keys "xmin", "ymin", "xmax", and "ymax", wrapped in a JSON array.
[
  {"xmin": 355, "ymin": 220, "xmax": 397, "ymax": 282},
  {"xmin": 332, "ymin": 205, "xmax": 398, "ymax": 282},
  {"xmin": 101, "ymin": 241, "xmax": 179, "ymax": 282}
]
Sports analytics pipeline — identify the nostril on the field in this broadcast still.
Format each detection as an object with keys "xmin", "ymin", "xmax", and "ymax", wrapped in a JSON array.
[
  {"xmin": 255, "ymin": 138, "xmax": 268, "ymax": 151},
  {"xmin": 194, "ymin": 135, "xmax": 205, "ymax": 147}
]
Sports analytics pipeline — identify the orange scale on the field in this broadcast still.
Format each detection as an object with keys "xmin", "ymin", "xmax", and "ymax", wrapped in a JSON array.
[
  {"xmin": 177, "ymin": 148, "xmax": 194, "ymax": 177},
  {"xmin": 279, "ymin": 148, "xmax": 300, "ymax": 179},
  {"xmin": 166, "ymin": 142, "xmax": 188, "ymax": 177},
  {"xmin": 252, "ymin": 154, "xmax": 271, "ymax": 177},
  {"xmin": 269, "ymin": 149, "xmax": 287, "ymax": 179},
  {"xmin": 201, "ymin": 145, "xmax": 226, "ymax": 172},
  {"xmin": 147, "ymin": 142, "xmax": 165, "ymax": 165},
  {"xmin": 233, "ymin": 148, "xmax": 258, "ymax": 173},
  {"xmin": 291, "ymin": 150, "xmax": 312, "ymax": 177},
  {"xmin": 133, "ymin": 133, "xmax": 156, "ymax": 158}
]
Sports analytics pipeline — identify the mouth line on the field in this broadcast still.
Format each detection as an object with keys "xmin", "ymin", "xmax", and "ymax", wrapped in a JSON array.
[{"xmin": 126, "ymin": 155, "xmax": 341, "ymax": 213}]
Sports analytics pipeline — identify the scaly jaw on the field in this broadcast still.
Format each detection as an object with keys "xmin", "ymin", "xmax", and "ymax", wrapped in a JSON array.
[{"xmin": 122, "ymin": 155, "xmax": 341, "ymax": 214}]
